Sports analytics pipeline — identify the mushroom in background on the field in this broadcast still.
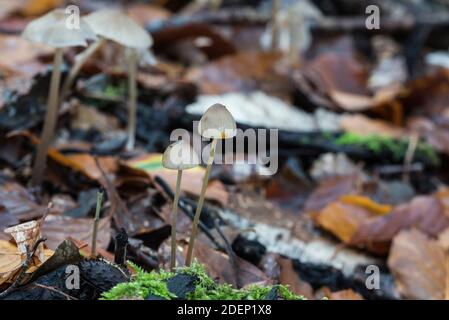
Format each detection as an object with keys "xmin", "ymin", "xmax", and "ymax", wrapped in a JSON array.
[
  {"xmin": 83, "ymin": 9, "xmax": 154, "ymax": 151},
  {"xmin": 22, "ymin": 9, "xmax": 96, "ymax": 187},
  {"xmin": 260, "ymin": 0, "xmax": 322, "ymax": 66}
]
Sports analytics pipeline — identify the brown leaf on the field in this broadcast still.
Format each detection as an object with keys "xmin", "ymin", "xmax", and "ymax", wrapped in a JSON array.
[
  {"xmin": 125, "ymin": 153, "xmax": 228, "ymax": 205},
  {"xmin": 127, "ymin": 3, "xmax": 171, "ymax": 26},
  {"xmin": 303, "ymin": 174, "xmax": 362, "ymax": 213},
  {"xmin": 185, "ymin": 51, "xmax": 291, "ymax": 99},
  {"xmin": 0, "ymin": 239, "xmax": 53, "ymax": 285},
  {"xmin": 48, "ymin": 151, "xmax": 118, "ymax": 181},
  {"xmin": 42, "ymin": 215, "xmax": 111, "ymax": 251},
  {"xmin": 19, "ymin": 0, "xmax": 62, "ymax": 16},
  {"xmin": 350, "ymin": 190, "xmax": 449, "ymax": 254},
  {"xmin": 277, "ymin": 257, "xmax": 314, "ymax": 299},
  {"xmin": 188, "ymin": 242, "xmax": 271, "ymax": 288},
  {"xmin": 387, "ymin": 229, "xmax": 446, "ymax": 299},
  {"xmin": 0, "ymin": 181, "xmax": 43, "ymax": 219},
  {"xmin": 340, "ymin": 114, "xmax": 406, "ymax": 139},
  {"xmin": 313, "ymin": 195, "xmax": 391, "ymax": 243},
  {"xmin": 321, "ymin": 288, "xmax": 364, "ymax": 300}
]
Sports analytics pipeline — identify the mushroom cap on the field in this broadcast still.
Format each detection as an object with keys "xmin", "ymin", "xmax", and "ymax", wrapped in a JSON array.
[
  {"xmin": 162, "ymin": 140, "xmax": 199, "ymax": 170},
  {"xmin": 84, "ymin": 9, "xmax": 153, "ymax": 49},
  {"xmin": 198, "ymin": 103, "xmax": 237, "ymax": 139},
  {"xmin": 22, "ymin": 9, "xmax": 97, "ymax": 48}
]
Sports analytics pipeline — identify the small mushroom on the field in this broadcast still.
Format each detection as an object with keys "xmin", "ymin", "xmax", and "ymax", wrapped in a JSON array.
[
  {"xmin": 162, "ymin": 141, "xmax": 199, "ymax": 270},
  {"xmin": 22, "ymin": 9, "xmax": 96, "ymax": 186},
  {"xmin": 83, "ymin": 9, "xmax": 154, "ymax": 151},
  {"xmin": 185, "ymin": 104, "xmax": 236, "ymax": 266}
]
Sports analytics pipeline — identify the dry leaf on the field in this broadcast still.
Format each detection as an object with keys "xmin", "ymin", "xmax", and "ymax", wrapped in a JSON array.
[
  {"xmin": 314, "ymin": 195, "xmax": 391, "ymax": 243},
  {"xmin": 125, "ymin": 153, "xmax": 228, "ymax": 205},
  {"xmin": 340, "ymin": 114, "xmax": 406, "ymax": 139},
  {"xmin": 303, "ymin": 174, "xmax": 362, "ymax": 213},
  {"xmin": 20, "ymin": 0, "xmax": 63, "ymax": 16},
  {"xmin": 350, "ymin": 190, "xmax": 449, "ymax": 254},
  {"xmin": 0, "ymin": 239, "xmax": 53, "ymax": 285},
  {"xmin": 388, "ymin": 229, "xmax": 446, "ymax": 299},
  {"xmin": 48, "ymin": 151, "xmax": 118, "ymax": 181}
]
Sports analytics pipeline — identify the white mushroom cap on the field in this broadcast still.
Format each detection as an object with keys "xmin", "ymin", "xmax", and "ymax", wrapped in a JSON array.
[
  {"xmin": 162, "ymin": 141, "xmax": 199, "ymax": 170},
  {"xmin": 84, "ymin": 9, "xmax": 153, "ymax": 49},
  {"xmin": 22, "ymin": 9, "xmax": 97, "ymax": 48},
  {"xmin": 198, "ymin": 103, "xmax": 237, "ymax": 139}
]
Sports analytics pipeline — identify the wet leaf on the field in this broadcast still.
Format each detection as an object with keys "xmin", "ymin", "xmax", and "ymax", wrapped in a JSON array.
[
  {"xmin": 42, "ymin": 215, "xmax": 111, "ymax": 251},
  {"xmin": 350, "ymin": 189, "xmax": 449, "ymax": 254},
  {"xmin": 388, "ymin": 229, "xmax": 446, "ymax": 299}
]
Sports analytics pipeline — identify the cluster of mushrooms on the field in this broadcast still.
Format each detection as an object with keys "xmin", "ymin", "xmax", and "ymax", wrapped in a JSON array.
[
  {"xmin": 162, "ymin": 104, "xmax": 236, "ymax": 269},
  {"xmin": 21, "ymin": 8, "xmax": 154, "ymax": 187},
  {"xmin": 21, "ymin": 7, "xmax": 238, "ymax": 269}
]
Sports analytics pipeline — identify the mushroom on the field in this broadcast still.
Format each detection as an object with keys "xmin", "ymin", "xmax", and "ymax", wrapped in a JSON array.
[
  {"xmin": 83, "ymin": 9, "xmax": 154, "ymax": 151},
  {"xmin": 185, "ymin": 104, "xmax": 236, "ymax": 266},
  {"xmin": 162, "ymin": 140, "xmax": 199, "ymax": 270},
  {"xmin": 22, "ymin": 9, "xmax": 96, "ymax": 186}
]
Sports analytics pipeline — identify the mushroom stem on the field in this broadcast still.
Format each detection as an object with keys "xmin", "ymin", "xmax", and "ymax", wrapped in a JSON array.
[
  {"xmin": 60, "ymin": 38, "xmax": 105, "ymax": 101},
  {"xmin": 125, "ymin": 48, "xmax": 138, "ymax": 151},
  {"xmin": 170, "ymin": 169, "xmax": 183, "ymax": 270},
  {"xmin": 31, "ymin": 48, "xmax": 64, "ymax": 187},
  {"xmin": 185, "ymin": 138, "xmax": 218, "ymax": 266},
  {"xmin": 271, "ymin": 0, "xmax": 281, "ymax": 50},
  {"xmin": 288, "ymin": 12, "xmax": 303, "ymax": 67},
  {"xmin": 91, "ymin": 190, "xmax": 104, "ymax": 257}
]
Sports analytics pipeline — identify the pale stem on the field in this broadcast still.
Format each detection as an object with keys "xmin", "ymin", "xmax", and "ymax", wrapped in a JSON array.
[
  {"xmin": 125, "ymin": 48, "xmax": 138, "ymax": 151},
  {"xmin": 185, "ymin": 138, "xmax": 218, "ymax": 266},
  {"xmin": 31, "ymin": 48, "xmax": 64, "ymax": 187},
  {"xmin": 271, "ymin": 0, "xmax": 281, "ymax": 50},
  {"xmin": 170, "ymin": 169, "xmax": 183, "ymax": 271},
  {"xmin": 91, "ymin": 190, "xmax": 104, "ymax": 257},
  {"xmin": 60, "ymin": 38, "xmax": 105, "ymax": 101}
]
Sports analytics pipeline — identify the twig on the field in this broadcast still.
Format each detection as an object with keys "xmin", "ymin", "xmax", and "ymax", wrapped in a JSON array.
[
  {"xmin": 32, "ymin": 283, "xmax": 78, "ymax": 300},
  {"xmin": 403, "ymin": 134, "xmax": 419, "ymax": 182},
  {"xmin": 91, "ymin": 190, "xmax": 104, "ymax": 257},
  {"xmin": 0, "ymin": 237, "xmax": 47, "ymax": 299}
]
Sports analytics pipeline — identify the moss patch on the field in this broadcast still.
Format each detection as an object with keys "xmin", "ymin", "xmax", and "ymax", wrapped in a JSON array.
[
  {"xmin": 335, "ymin": 133, "xmax": 440, "ymax": 166},
  {"xmin": 102, "ymin": 262, "xmax": 304, "ymax": 300}
]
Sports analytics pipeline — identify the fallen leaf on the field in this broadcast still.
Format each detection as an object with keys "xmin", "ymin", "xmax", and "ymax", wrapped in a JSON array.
[
  {"xmin": 303, "ymin": 174, "xmax": 362, "ymax": 213},
  {"xmin": 277, "ymin": 257, "xmax": 314, "ymax": 299},
  {"xmin": 0, "ymin": 239, "xmax": 53, "ymax": 285},
  {"xmin": 388, "ymin": 229, "xmax": 446, "ymax": 299},
  {"xmin": 19, "ymin": 0, "xmax": 63, "ymax": 16},
  {"xmin": 48, "ymin": 151, "xmax": 118, "ymax": 181},
  {"xmin": 322, "ymin": 288, "xmax": 364, "ymax": 300},
  {"xmin": 313, "ymin": 195, "xmax": 391, "ymax": 243},
  {"xmin": 350, "ymin": 189, "xmax": 449, "ymax": 254},
  {"xmin": 189, "ymin": 241, "xmax": 271, "ymax": 288},
  {"xmin": 42, "ymin": 215, "xmax": 111, "ymax": 251},
  {"xmin": 127, "ymin": 3, "xmax": 171, "ymax": 26},
  {"xmin": 125, "ymin": 153, "xmax": 228, "ymax": 205},
  {"xmin": 340, "ymin": 114, "xmax": 406, "ymax": 139},
  {"xmin": 185, "ymin": 51, "xmax": 291, "ymax": 99}
]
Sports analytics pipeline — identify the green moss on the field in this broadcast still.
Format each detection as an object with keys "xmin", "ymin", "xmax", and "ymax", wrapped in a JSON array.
[
  {"xmin": 102, "ymin": 262, "xmax": 304, "ymax": 300},
  {"xmin": 104, "ymin": 81, "xmax": 127, "ymax": 99},
  {"xmin": 101, "ymin": 262, "xmax": 175, "ymax": 300},
  {"xmin": 335, "ymin": 133, "xmax": 440, "ymax": 165}
]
